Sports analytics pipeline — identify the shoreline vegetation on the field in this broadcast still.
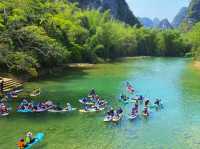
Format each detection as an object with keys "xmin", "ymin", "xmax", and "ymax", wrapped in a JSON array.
[
  {"xmin": 0, "ymin": 0, "xmax": 200, "ymax": 80},
  {"xmin": 0, "ymin": 56, "xmax": 146, "ymax": 82}
]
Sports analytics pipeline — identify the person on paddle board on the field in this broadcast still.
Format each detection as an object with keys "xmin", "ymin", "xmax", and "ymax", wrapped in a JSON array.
[
  {"xmin": 116, "ymin": 108, "xmax": 123, "ymax": 115},
  {"xmin": 121, "ymin": 94, "xmax": 128, "ymax": 101},
  {"xmin": 28, "ymin": 102, "xmax": 34, "ymax": 110},
  {"xmin": 134, "ymin": 100, "xmax": 139, "ymax": 112},
  {"xmin": 66, "ymin": 103, "xmax": 72, "ymax": 111},
  {"xmin": 25, "ymin": 131, "xmax": 35, "ymax": 144},
  {"xmin": 89, "ymin": 88, "xmax": 96, "ymax": 96},
  {"xmin": 22, "ymin": 99, "xmax": 28, "ymax": 105},
  {"xmin": 139, "ymin": 95, "xmax": 144, "ymax": 101},
  {"xmin": 84, "ymin": 105, "xmax": 89, "ymax": 111},
  {"xmin": 144, "ymin": 100, "xmax": 150, "ymax": 107},
  {"xmin": 0, "ymin": 103, "xmax": 8, "ymax": 114},
  {"xmin": 108, "ymin": 108, "xmax": 114, "ymax": 117},
  {"xmin": 17, "ymin": 138, "xmax": 25, "ymax": 149},
  {"xmin": 154, "ymin": 99, "xmax": 161, "ymax": 106},
  {"xmin": 143, "ymin": 107, "xmax": 149, "ymax": 116},
  {"xmin": 131, "ymin": 107, "xmax": 137, "ymax": 116}
]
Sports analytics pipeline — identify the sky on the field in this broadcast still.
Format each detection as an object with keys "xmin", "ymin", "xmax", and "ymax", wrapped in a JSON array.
[{"xmin": 126, "ymin": 0, "xmax": 191, "ymax": 22}]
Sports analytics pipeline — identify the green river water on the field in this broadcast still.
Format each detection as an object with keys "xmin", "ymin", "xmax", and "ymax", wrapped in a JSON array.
[{"xmin": 0, "ymin": 57, "xmax": 200, "ymax": 149}]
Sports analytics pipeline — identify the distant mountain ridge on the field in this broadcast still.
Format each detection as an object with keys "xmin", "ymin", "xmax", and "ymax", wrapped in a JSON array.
[
  {"xmin": 69, "ymin": 0, "xmax": 140, "ymax": 26},
  {"xmin": 153, "ymin": 18, "xmax": 160, "ymax": 28},
  {"xmin": 172, "ymin": 0, "xmax": 200, "ymax": 29},
  {"xmin": 138, "ymin": 17, "xmax": 161, "ymax": 28},
  {"xmin": 138, "ymin": 17, "xmax": 154, "ymax": 28},
  {"xmin": 139, "ymin": 17, "xmax": 173, "ymax": 29},
  {"xmin": 172, "ymin": 7, "xmax": 188, "ymax": 28}
]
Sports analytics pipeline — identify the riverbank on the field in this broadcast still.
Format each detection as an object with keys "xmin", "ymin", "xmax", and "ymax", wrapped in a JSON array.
[
  {"xmin": 193, "ymin": 61, "xmax": 200, "ymax": 70},
  {"xmin": 67, "ymin": 63, "xmax": 95, "ymax": 68},
  {"xmin": 67, "ymin": 57, "xmax": 149, "ymax": 68},
  {"xmin": 0, "ymin": 57, "xmax": 191, "ymax": 84},
  {"xmin": 0, "ymin": 57, "xmax": 150, "ymax": 82}
]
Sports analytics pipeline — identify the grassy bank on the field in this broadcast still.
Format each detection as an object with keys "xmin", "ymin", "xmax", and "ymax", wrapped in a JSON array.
[{"xmin": 193, "ymin": 61, "xmax": 200, "ymax": 70}]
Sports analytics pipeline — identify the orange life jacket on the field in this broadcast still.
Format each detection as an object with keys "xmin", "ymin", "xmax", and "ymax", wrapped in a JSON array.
[{"xmin": 17, "ymin": 141, "xmax": 25, "ymax": 149}]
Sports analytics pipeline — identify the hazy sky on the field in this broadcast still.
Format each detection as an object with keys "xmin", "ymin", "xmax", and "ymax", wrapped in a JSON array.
[{"xmin": 126, "ymin": 0, "xmax": 190, "ymax": 21}]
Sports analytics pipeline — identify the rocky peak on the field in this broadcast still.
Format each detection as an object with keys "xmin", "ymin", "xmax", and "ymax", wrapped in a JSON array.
[
  {"xmin": 69, "ymin": 0, "xmax": 140, "ymax": 26},
  {"xmin": 187, "ymin": 0, "xmax": 200, "ymax": 24},
  {"xmin": 158, "ymin": 19, "xmax": 173, "ymax": 29},
  {"xmin": 138, "ymin": 17, "xmax": 154, "ymax": 28},
  {"xmin": 172, "ymin": 7, "xmax": 188, "ymax": 28}
]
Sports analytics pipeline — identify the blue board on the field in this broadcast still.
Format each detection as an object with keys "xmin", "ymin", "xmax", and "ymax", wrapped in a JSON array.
[
  {"xmin": 17, "ymin": 109, "xmax": 32, "ymax": 113},
  {"xmin": 24, "ymin": 133, "xmax": 44, "ymax": 149}
]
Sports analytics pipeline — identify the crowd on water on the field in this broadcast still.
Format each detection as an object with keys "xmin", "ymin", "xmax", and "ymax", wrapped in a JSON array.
[
  {"xmin": 0, "ymin": 81, "xmax": 163, "ymax": 148},
  {"xmin": 0, "ymin": 81, "xmax": 163, "ymax": 119},
  {"xmin": 79, "ymin": 88, "xmax": 108, "ymax": 112},
  {"xmin": 103, "ymin": 81, "xmax": 163, "ymax": 122}
]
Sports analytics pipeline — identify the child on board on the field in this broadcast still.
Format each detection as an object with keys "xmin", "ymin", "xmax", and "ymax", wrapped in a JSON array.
[{"xmin": 17, "ymin": 138, "xmax": 25, "ymax": 149}]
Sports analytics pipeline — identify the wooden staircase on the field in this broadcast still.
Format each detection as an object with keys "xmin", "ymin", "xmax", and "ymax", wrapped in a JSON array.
[{"xmin": 0, "ymin": 77, "xmax": 23, "ymax": 92}]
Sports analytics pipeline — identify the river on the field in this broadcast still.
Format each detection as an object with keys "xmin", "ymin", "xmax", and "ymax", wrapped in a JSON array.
[{"xmin": 0, "ymin": 57, "xmax": 200, "ymax": 149}]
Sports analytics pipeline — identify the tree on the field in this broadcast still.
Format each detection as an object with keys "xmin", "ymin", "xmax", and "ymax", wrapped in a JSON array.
[{"xmin": 7, "ymin": 52, "xmax": 39, "ymax": 77}]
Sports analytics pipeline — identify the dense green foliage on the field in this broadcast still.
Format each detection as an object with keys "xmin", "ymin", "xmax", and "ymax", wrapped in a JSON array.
[
  {"xmin": 0, "ymin": 0, "xmax": 192, "ymax": 78},
  {"xmin": 186, "ymin": 22, "xmax": 200, "ymax": 60}
]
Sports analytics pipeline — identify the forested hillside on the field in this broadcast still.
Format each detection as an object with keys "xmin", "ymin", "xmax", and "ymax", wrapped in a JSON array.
[
  {"xmin": 0, "ymin": 0, "xmax": 196, "ymax": 78},
  {"xmin": 186, "ymin": 22, "xmax": 200, "ymax": 60},
  {"xmin": 177, "ymin": 0, "xmax": 200, "ymax": 31},
  {"xmin": 184, "ymin": 0, "xmax": 200, "ymax": 60}
]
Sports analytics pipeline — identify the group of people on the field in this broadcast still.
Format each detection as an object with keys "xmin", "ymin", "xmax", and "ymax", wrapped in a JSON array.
[
  {"xmin": 17, "ymin": 99, "xmax": 55, "ymax": 112},
  {"xmin": 17, "ymin": 99, "xmax": 34, "ymax": 111},
  {"xmin": 17, "ymin": 131, "xmax": 34, "ymax": 149},
  {"xmin": 121, "ymin": 81, "xmax": 163, "ymax": 118},
  {"xmin": 80, "ymin": 89, "xmax": 107, "ymax": 112},
  {"xmin": 107, "ymin": 107, "xmax": 123, "ymax": 117},
  {"xmin": 17, "ymin": 99, "xmax": 74, "ymax": 112},
  {"xmin": 1, "ymin": 87, "xmax": 39, "ymax": 103},
  {"xmin": 131, "ymin": 98, "xmax": 162, "ymax": 117},
  {"xmin": 104, "ymin": 107, "xmax": 123, "ymax": 122}
]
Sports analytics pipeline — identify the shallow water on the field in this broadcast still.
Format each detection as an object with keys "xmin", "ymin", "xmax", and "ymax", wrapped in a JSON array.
[{"xmin": 0, "ymin": 57, "xmax": 200, "ymax": 149}]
